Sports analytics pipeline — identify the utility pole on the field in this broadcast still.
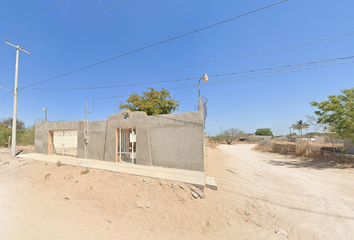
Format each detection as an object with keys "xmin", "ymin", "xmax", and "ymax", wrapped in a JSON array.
[
  {"xmin": 5, "ymin": 39, "xmax": 30, "ymax": 157},
  {"xmin": 288, "ymin": 127, "xmax": 292, "ymax": 142},
  {"xmin": 84, "ymin": 99, "xmax": 88, "ymax": 159}
]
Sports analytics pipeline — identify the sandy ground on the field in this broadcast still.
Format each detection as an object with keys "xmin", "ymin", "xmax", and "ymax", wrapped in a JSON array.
[{"xmin": 0, "ymin": 145, "xmax": 353, "ymax": 239}]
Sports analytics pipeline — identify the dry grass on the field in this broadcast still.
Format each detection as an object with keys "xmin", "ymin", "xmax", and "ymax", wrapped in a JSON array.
[
  {"xmin": 209, "ymin": 140, "xmax": 254, "ymax": 146},
  {"xmin": 208, "ymin": 141, "xmax": 219, "ymax": 149},
  {"xmin": 253, "ymin": 140, "xmax": 354, "ymax": 165},
  {"xmin": 252, "ymin": 140, "xmax": 273, "ymax": 152}
]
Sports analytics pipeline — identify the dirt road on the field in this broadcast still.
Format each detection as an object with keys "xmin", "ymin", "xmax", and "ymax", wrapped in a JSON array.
[
  {"xmin": 216, "ymin": 144, "xmax": 354, "ymax": 240},
  {"xmin": 0, "ymin": 144, "xmax": 353, "ymax": 239}
]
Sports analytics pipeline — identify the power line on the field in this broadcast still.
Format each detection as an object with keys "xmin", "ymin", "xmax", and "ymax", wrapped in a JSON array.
[
  {"xmin": 5, "ymin": 57, "xmax": 353, "ymax": 108},
  {"xmin": 88, "ymin": 95, "xmax": 129, "ymax": 114},
  {"xmin": 26, "ymin": 55, "xmax": 354, "ymax": 91},
  {"xmin": 8, "ymin": 0, "xmax": 65, "ymax": 39},
  {"xmin": 0, "ymin": 92, "xmax": 11, "ymax": 101},
  {"xmin": 20, "ymin": 0, "xmax": 288, "ymax": 90},
  {"xmin": 24, "ymin": 28, "xmax": 354, "ymax": 90},
  {"xmin": 27, "ymin": 0, "xmax": 104, "ymax": 45},
  {"xmin": 156, "ymin": 59, "xmax": 354, "ymax": 90},
  {"xmin": 0, "ymin": 95, "xmax": 12, "ymax": 106},
  {"xmin": 41, "ymin": 0, "xmax": 128, "ymax": 44},
  {"xmin": 80, "ymin": 30, "xmax": 354, "ymax": 88},
  {"xmin": 86, "ymin": 59, "xmax": 354, "ymax": 109},
  {"xmin": 29, "ymin": 76, "xmax": 198, "ymax": 90},
  {"xmin": 161, "ymin": 59, "xmax": 354, "ymax": 92},
  {"xmin": 206, "ymin": 59, "xmax": 354, "ymax": 86}
]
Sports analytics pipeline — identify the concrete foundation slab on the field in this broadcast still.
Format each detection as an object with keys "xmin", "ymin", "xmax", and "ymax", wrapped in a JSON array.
[
  {"xmin": 18, "ymin": 153, "xmax": 205, "ymax": 188},
  {"xmin": 206, "ymin": 176, "xmax": 217, "ymax": 190}
]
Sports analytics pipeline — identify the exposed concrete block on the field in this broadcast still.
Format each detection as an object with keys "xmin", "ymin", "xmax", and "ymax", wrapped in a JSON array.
[
  {"xmin": 148, "ymin": 112, "xmax": 205, "ymax": 171},
  {"xmin": 206, "ymin": 177, "xmax": 217, "ymax": 191},
  {"xmin": 34, "ymin": 110, "xmax": 205, "ymax": 172}
]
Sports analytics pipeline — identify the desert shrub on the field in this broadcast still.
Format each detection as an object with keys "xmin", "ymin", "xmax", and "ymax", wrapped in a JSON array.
[
  {"xmin": 18, "ymin": 127, "xmax": 35, "ymax": 145},
  {"xmin": 208, "ymin": 141, "xmax": 218, "ymax": 149},
  {"xmin": 0, "ymin": 124, "xmax": 11, "ymax": 147},
  {"xmin": 253, "ymin": 140, "xmax": 273, "ymax": 152}
]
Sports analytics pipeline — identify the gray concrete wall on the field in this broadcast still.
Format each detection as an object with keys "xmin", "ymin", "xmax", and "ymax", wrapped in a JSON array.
[
  {"xmin": 34, "ymin": 121, "xmax": 85, "ymax": 157},
  {"xmin": 86, "ymin": 120, "xmax": 107, "ymax": 160},
  {"xmin": 34, "ymin": 122, "xmax": 46, "ymax": 154},
  {"xmin": 249, "ymin": 135, "xmax": 272, "ymax": 142},
  {"xmin": 104, "ymin": 111, "xmax": 152, "ymax": 166},
  {"xmin": 34, "ymin": 110, "xmax": 205, "ymax": 172},
  {"xmin": 344, "ymin": 140, "xmax": 354, "ymax": 154},
  {"xmin": 147, "ymin": 112, "xmax": 204, "ymax": 171},
  {"xmin": 204, "ymin": 133, "xmax": 209, "ymax": 147}
]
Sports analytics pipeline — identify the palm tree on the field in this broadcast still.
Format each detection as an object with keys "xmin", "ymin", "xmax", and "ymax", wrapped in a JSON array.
[{"xmin": 291, "ymin": 120, "xmax": 310, "ymax": 136}]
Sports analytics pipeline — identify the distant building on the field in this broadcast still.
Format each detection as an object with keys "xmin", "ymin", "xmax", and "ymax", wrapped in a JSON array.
[
  {"xmin": 248, "ymin": 135, "xmax": 272, "ymax": 142},
  {"xmin": 344, "ymin": 140, "xmax": 354, "ymax": 154}
]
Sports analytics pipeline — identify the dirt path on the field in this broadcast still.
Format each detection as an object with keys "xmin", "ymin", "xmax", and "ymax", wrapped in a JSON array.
[
  {"xmin": 0, "ymin": 145, "xmax": 353, "ymax": 239},
  {"xmin": 216, "ymin": 144, "xmax": 354, "ymax": 240}
]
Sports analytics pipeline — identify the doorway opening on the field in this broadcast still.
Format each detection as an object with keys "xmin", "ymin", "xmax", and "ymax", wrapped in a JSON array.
[{"xmin": 116, "ymin": 127, "xmax": 136, "ymax": 163}]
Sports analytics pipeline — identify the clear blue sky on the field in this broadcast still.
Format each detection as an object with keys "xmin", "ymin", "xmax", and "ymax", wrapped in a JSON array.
[{"xmin": 0, "ymin": 0, "xmax": 353, "ymax": 136}]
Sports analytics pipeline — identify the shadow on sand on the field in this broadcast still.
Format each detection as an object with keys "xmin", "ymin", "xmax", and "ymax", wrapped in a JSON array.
[{"xmin": 267, "ymin": 153, "xmax": 354, "ymax": 170}]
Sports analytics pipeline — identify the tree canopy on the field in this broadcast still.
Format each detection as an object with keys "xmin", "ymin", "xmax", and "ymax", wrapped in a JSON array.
[
  {"xmin": 119, "ymin": 87, "xmax": 180, "ymax": 116},
  {"xmin": 1, "ymin": 117, "xmax": 25, "ymax": 131},
  {"xmin": 310, "ymin": 88, "xmax": 354, "ymax": 145},
  {"xmin": 255, "ymin": 128, "xmax": 273, "ymax": 136},
  {"xmin": 210, "ymin": 128, "xmax": 245, "ymax": 145},
  {"xmin": 0, "ymin": 124, "xmax": 11, "ymax": 146},
  {"xmin": 291, "ymin": 120, "xmax": 310, "ymax": 136},
  {"xmin": 0, "ymin": 118, "xmax": 29, "ymax": 146}
]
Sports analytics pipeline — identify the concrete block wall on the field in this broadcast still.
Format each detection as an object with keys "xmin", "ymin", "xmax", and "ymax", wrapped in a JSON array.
[
  {"xmin": 34, "ymin": 110, "xmax": 205, "ymax": 172},
  {"xmin": 147, "ymin": 112, "xmax": 204, "ymax": 171},
  {"xmin": 105, "ymin": 111, "xmax": 152, "ymax": 166},
  {"xmin": 86, "ymin": 120, "xmax": 107, "ymax": 160},
  {"xmin": 34, "ymin": 121, "xmax": 85, "ymax": 157},
  {"xmin": 344, "ymin": 140, "xmax": 354, "ymax": 154}
]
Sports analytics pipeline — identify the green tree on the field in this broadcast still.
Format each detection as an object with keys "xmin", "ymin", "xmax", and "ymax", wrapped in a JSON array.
[
  {"xmin": 310, "ymin": 88, "xmax": 354, "ymax": 151},
  {"xmin": 1, "ymin": 117, "xmax": 25, "ymax": 131},
  {"xmin": 119, "ymin": 87, "xmax": 180, "ymax": 115},
  {"xmin": 306, "ymin": 115, "xmax": 339, "ymax": 152},
  {"xmin": 255, "ymin": 128, "xmax": 273, "ymax": 137},
  {"xmin": 221, "ymin": 128, "xmax": 245, "ymax": 145},
  {"xmin": 291, "ymin": 120, "xmax": 310, "ymax": 136},
  {"xmin": 18, "ymin": 125, "xmax": 35, "ymax": 145},
  {"xmin": 286, "ymin": 132, "xmax": 297, "ymax": 138},
  {"xmin": 0, "ymin": 118, "xmax": 27, "ymax": 146},
  {"xmin": 0, "ymin": 124, "xmax": 11, "ymax": 147},
  {"xmin": 209, "ymin": 134, "xmax": 223, "ymax": 143}
]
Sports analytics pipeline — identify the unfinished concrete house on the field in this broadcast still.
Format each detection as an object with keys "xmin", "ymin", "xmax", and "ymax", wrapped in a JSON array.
[{"xmin": 34, "ymin": 110, "xmax": 205, "ymax": 172}]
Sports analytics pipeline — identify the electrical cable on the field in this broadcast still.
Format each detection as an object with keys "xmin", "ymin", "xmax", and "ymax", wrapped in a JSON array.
[
  {"xmin": 5, "ymin": 57, "xmax": 353, "ymax": 107},
  {"xmin": 85, "ymin": 59, "xmax": 354, "ymax": 112},
  {"xmin": 0, "ymin": 91, "xmax": 12, "ymax": 102},
  {"xmin": 40, "ymin": 0, "xmax": 128, "ymax": 44},
  {"xmin": 159, "ymin": 59, "xmax": 354, "ymax": 91},
  {"xmin": 206, "ymin": 59, "xmax": 354, "ymax": 86},
  {"xmin": 80, "ymin": 30, "xmax": 354, "ymax": 88},
  {"xmin": 7, "ymin": 0, "xmax": 65, "ymax": 39},
  {"xmin": 88, "ymin": 95, "xmax": 129, "ymax": 114},
  {"xmin": 20, "ymin": 0, "xmax": 289, "ymax": 90},
  {"xmin": 26, "ymin": 55, "xmax": 354, "ymax": 91},
  {"xmin": 27, "ymin": 0, "xmax": 105, "ymax": 45},
  {"xmin": 0, "ymin": 96, "xmax": 12, "ymax": 106}
]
